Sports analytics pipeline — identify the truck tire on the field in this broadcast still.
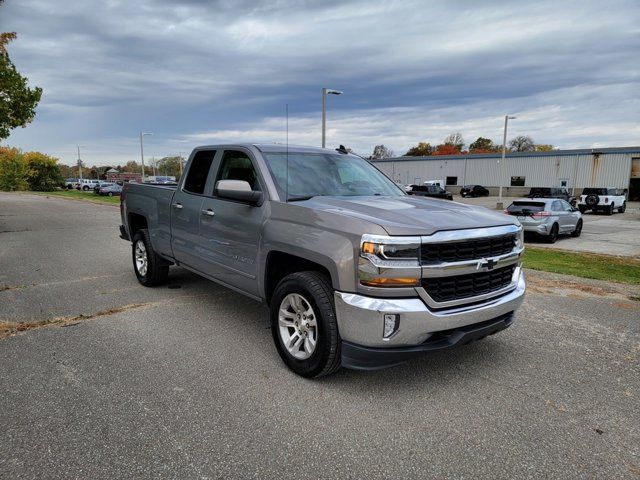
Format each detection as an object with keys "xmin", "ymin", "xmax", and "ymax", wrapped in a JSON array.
[
  {"xmin": 619, "ymin": 202, "xmax": 626, "ymax": 213},
  {"xmin": 270, "ymin": 271, "xmax": 341, "ymax": 378},
  {"xmin": 546, "ymin": 223, "xmax": 559, "ymax": 243},
  {"xmin": 606, "ymin": 203, "xmax": 614, "ymax": 215},
  {"xmin": 132, "ymin": 229, "xmax": 169, "ymax": 287},
  {"xmin": 578, "ymin": 205, "xmax": 587, "ymax": 214}
]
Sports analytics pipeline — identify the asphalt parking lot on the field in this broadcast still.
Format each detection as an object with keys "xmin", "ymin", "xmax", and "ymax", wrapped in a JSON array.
[
  {"xmin": 1, "ymin": 192, "xmax": 639, "ymax": 479},
  {"xmin": 456, "ymin": 195, "xmax": 640, "ymax": 257}
]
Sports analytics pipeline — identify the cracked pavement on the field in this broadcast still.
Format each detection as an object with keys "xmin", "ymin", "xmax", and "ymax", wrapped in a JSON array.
[{"xmin": 1, "ymin": 192, "xmax": 639, "ymax": 479}]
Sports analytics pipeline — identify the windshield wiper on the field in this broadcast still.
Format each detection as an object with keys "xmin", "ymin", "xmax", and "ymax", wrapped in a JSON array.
[{"xmin": 287, "ymin": 195, "xmax": 317, "ymax": 202}]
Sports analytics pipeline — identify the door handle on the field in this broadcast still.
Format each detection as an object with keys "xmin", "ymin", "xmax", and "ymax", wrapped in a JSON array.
[
  {"xmin": 172, "ymin": 203, "xmax": 183, "ymax": 209},
  {"xmin": 201, "ymin": 209, "xmax": 215, "ymax": 217}
]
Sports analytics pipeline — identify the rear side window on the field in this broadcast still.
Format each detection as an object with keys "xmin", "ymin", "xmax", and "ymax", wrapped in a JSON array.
[
  {"xmin": 582, "ymin": 188, "xmax": 607, "ymax": 195},
  {"xmin": 507, "ymin": 201, "xmax": 545, "ymax": 215},
  {"xmin": 184, "ymin": 150, "xmax": 216, "ymax": 194}
]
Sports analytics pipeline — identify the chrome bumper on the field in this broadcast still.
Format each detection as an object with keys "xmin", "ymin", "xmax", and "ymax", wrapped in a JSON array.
[{"xmin": 334, "ymin": 268, "xmax": 525, "ymax": 348}]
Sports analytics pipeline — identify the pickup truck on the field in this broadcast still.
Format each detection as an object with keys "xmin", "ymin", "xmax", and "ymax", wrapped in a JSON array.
[{"xmin": 119, "ymin": 144, "xmax": 526, "ymax": 377}]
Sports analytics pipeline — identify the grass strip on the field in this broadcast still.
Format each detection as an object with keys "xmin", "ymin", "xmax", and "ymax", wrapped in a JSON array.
[
  {"xmin": 30, "ymin": 190, "xmax": 120, "ymax": 205},
  {"xmin": 523, "ymin": 247, "xmax": 640, "ymax": 285}
]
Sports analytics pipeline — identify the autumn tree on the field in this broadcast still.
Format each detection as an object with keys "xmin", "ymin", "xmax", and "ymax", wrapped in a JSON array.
[
  {"xmin": 535, "ymin": 144, "xmax": 555, "ymax": 151},
  {"xmin": 405, "ymin": 142, "xmax": 433, "ymax": 156},
  {"xmin": 24, "ymin": 151, "xmax": 63, "ymax": 191},
  {"xmin": 0, "ymin": 146, "xmax": 27, "ymax": 190},
  {"xmin": 509, "ymin": 135, "xmax": 535, "ymax": 152},
  {"xmin": 370, "ymin": 144, "xmax": 394, "ymax": 159},
  {"xmin": 469, "ymin": 137, "xmax": 496, "ymax": 153},
  {"xmin": 0, "ymin": 6, "xmax": 43, "ymax": 141},
  {"xmin": 156, "ymin": 156, "xmax": 183, "ymax": 179},
  {"xmin": 433, "ymin": 144, "xmax": 461, "ymax": 156},
  {"xmin": 444, "ymin": 132, "xmax": 464, "ymax": 150}
]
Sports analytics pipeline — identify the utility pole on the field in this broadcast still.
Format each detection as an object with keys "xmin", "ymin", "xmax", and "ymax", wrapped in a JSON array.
[
  {"xmin": 77, "ymin": 145, "xmax": 83, "ymax": 181},
  {"xmin": 497, "ymin": 115, "xmax": 516, "ymax": 209},
  {"xmin": 139, "ymin": 132, "xmax": 152, "ymax": 182}
]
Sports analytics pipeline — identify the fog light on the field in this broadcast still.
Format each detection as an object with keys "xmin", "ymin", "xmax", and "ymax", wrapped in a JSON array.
[{"xmin": 383, "ymin": 314, "xmax": 400, "ymax": 339}]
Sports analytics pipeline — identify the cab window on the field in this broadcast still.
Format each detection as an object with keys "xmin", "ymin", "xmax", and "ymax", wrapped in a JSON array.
[
  {"xmin": 183, "ymin": 150, "xmax": 216, "ymax": 194},
  {"xmin": 215, "ymin": 150, "xmax": 260, "ymax": 192}
]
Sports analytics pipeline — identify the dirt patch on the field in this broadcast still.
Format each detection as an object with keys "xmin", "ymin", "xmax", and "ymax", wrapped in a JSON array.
[
  {"xmin": 526, "ymin": 272, "xmax": 637, "ymax": 301},
  {"xmin": 0, "ymin": 303, "xmax": 148, "ymax": 340}
]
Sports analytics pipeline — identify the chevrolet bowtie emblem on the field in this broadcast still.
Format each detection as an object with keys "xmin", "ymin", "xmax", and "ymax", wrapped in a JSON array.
[{"xmin": 478, "ymin": 258, "xmax": 496, "ymax": 271}]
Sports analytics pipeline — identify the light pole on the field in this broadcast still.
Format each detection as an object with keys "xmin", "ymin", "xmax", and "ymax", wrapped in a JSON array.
[
  {"xmin": 322, "ymin": 88, "xmax": 342, "ymax": 148},
  {"xmin": 139, "ymin": 132, "xmax": 152, "ymax": 182},
  {"xmin": 76, "ymin": 145, "xmax": 86, "ymax": 181},
  {"xmin": 497, "ymin": 115, "xmax": 516, "ymax": 209}
]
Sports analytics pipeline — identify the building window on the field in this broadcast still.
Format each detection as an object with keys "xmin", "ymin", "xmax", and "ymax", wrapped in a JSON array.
[
  {"xmin": 510, "ymin": 176, "xmax": 525, "ymax": 187},
  {"xmin": 446, "ymin": 176, "xmax": 458, "ymax": 186}
]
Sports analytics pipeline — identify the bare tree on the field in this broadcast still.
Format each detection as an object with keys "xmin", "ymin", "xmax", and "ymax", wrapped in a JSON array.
[
  {"xmin": 444, "ymin": 132, "xmax": 464, "ymax": 150},
  {"xmin": 509, "ymin": 135, "xmax": 535, "ymax": 152},
  {"xmin": 370, "ymin": 144, "xmax": 394, "ymax": 159}
]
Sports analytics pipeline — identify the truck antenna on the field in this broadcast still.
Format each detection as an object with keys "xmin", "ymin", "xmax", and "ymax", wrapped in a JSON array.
[{"xmin": 286, "ymin": 103, "xmax": 289, "ymax": 202}]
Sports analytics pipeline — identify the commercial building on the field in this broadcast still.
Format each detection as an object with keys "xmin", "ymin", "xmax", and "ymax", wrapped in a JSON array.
[
  {"xmin": 371, "ymin": 147, "xmax": 640, "ymax": 200},
  {"xmin": 105, "ymin": 169, "xmax": 142, "ymax": 183}
]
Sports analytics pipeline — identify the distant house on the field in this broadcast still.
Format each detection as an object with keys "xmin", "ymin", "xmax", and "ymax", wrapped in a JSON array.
[{"xmin": 105, "ymin": 169, "xmax": 142, "ymax": 183}]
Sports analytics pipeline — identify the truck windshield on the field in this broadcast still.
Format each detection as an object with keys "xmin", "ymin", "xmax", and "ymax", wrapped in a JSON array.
[{"xmin": 262, "ymin": 152, "xmax": 404, "ymax": 200}]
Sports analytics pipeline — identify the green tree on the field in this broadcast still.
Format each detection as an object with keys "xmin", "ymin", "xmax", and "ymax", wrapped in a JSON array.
[
  {"xmin": 0, "ymin": 146, "xmax": 27, "ymax": 190},
  {"xmin": 469, "ymin": 137, "xmax": 496, "ymax": 153},
  {"xmin": 0, "ymin": 15, "xmax": 43, "ymax": 141},
  {"xmin": 156, "ymin": 156, "xmax": 183, "ymax": 179},
  {"xmin": 24, "ymin": 151, "xmax": 63, "ymax": 191},
  {"xmin": 535, "ymin": 144, "xmax": 555, "ymax": 151},
  {"xmin": 405, "ymin": 142, "xmax": 433, "ymax": 156}
]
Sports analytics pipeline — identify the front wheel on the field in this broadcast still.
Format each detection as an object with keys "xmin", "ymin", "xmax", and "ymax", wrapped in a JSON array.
[
  {"xmin": 606, "ymin": 204, "xmax": 614, "ymax": 215},
  {"xmin": 132, "ymin": 229, "xmax": 169, "ymax": 286},
  {"xmin": 618, "ymin": 202, "xmax": 626, "ymax": 213},
  {"xmin": 270, "ymin": 271, "xmax": 341, "ymax": 378}
]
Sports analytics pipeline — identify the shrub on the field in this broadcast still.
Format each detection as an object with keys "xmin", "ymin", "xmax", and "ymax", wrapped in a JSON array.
[
  {"xmin": 24, "ymin": 151, "xmax": 63, "ymax": 191},
  {"xmin": 0, "ymin": 146, "xmax": 27, "ymax": 191}
]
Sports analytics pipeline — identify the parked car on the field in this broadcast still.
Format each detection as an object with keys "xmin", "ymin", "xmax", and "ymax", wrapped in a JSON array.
[
  {"xmin": 505, "ymin": 198, "xmax": 582, "ymax": 243},
  {"xmin": 407, "ymin": 184, "xmax": 453, "ymax": 200},
  {"xmin": 119, "ymin": 143, "xmax": 526, "ymax": 377},
  {"xmin": 98, "ymin": 184, "xmax": 123, "ymax": 196},
  {"xmin": 64, "ymin": 178, "xmax": 79, "ymax": 189},
  {"xmin": 75, "ymin": 179, "xmax": 100, "ymax": 191},
  {"xmin": 93, "ymin": 182, "xmax": 114, "ymax": 193},
  {"xmin": 576, "ymin": 188, "xmax": 627, "ymax": 215},
  {"xmin": 527, "ymin": 187, "xmax": 572, "ymax": 202},
  {"xmin": 460, "ymin": 185, "xmax": 490, "ymax": 197}
]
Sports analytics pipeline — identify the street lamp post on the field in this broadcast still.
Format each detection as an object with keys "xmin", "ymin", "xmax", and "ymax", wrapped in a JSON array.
[
  {"xmin": 139, "ymin": 132, "xmax": 152, "ymax": 182},
  {"xmin": 321, "ymin": 88, "xmax": 342, "ymax": 148},
  {"xmin": 497, "ymin": 115, "xmax": 516, "ymax": 209},
  {"xmin": 76, "ymin": 145, "xmax": 83, "ymax": 181}
]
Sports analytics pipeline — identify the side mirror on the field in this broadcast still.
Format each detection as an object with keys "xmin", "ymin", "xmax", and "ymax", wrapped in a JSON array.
[{"xmin": 215, "ymin": 180, "xmax": 263, "ymax": 206}]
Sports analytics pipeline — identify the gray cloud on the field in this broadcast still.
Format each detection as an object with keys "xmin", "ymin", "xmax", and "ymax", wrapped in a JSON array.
[{"xmin": 1, "ymin": 0, "xmax": 638, "ymax": 165}]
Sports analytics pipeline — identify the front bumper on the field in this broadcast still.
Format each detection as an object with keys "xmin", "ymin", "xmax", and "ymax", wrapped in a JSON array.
[{"xmin": 335, "ymin": 269, "xmax": 525, "ymax": 369}]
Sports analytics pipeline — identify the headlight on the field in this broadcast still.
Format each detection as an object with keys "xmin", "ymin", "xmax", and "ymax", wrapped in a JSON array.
[
  {"xmin": 515, "ymin": 227, "xmax": 524, "ymax": 249},
  {"xmin": 359, "ymin": 234, "xmax": 421, "ymax": 287}
]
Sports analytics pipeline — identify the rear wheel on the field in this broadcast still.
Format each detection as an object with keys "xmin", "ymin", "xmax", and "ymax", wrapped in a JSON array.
[
  {"xmin": 132, "ymin": 229, "xmax": 169, "ymax": 286},
  {"xmin": 578, "ymin": 205, "xmax": 587, "ymax": 214},
  {"xmin": 270, "ymin": 271, "xmax": 341, "ymax": 378},
  {"xmin": 606, "ymin": 204, "xmax": 614, "ymax": 215},
  {"xmin": 618, "ymin": 202, "xmax": 626, "ymax": 213},
  {"xmin": 108, "ymin": 192, "xmax": 113, "ymax": 197},
  {"xmin": 547, "ymin": 223, "xmax": 559, "ymax": 243},
  {"xmin": 571, "ymin": 219, "xmax": 583, "ymax": 237}
]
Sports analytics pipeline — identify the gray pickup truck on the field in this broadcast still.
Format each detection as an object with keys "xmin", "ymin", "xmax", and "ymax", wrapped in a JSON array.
[{"xmin": 120, "ymin": 144, "xmax": 525, "ymax": 377}]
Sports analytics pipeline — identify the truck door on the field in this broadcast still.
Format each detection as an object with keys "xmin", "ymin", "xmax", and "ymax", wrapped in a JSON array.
[
  {"xmin": 198, "ymin": 148, "xmax": 266, "ymax": 297},
  {"xmin": 170, "ymin": 149, "xmax": 218, "ymax": 268}
]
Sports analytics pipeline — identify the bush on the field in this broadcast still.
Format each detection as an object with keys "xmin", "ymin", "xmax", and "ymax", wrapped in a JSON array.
[
  {"xmin": 0, "ymin": 146, "xmax": 27, "ymax": 191},
  {"xmin": 24, "ymin": 151, "xmax": 63, "ymax": 191}
]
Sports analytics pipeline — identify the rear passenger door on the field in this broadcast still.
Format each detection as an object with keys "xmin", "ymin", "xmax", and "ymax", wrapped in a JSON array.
[
  {"xmin": 552, "ymin": 200, "xmax": 570, "ymax": 233},
  {"xmin": 198, "ymin": 148, "xmax": 267, "ymax": 296},
  {"xmin": 170, "ymin": 149, "xmax": 218, "ymax": 268}
]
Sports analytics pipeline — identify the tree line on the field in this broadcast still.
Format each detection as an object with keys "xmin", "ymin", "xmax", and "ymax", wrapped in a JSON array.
[{"xmin": 369, "ymin": 134, "xmax": 555, "ymax": 159}]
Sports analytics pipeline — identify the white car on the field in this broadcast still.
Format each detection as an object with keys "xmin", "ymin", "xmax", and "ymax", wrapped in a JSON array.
[
  {"xmin": 577, "ymin": 188, "xmax": 627, "ymax": 215},
  {"xmin": 75, "ymin": 179, "xmax": 100, "ymax": 191}
]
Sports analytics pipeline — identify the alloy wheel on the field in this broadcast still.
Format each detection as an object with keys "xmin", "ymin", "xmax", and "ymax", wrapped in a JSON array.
[
  {"xmin": 278, "ymin": 293, "xmax": 318, "ymax": 360},
  {"xmin": 134, "ymin": 240, "xmax": 148, "ymax": 276}
]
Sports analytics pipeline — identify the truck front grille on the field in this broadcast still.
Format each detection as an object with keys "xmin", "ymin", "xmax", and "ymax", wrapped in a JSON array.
[
  {"xmin": 421, "ymin": 265, "xmax": 516, "ymax": 303},
  {"xmin": 421, "ymin": 234, "xmax": 516, "ymax": 263}
]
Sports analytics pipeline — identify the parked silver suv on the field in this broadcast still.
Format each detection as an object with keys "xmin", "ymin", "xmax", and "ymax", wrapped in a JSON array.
[{"xmin": 506, "ymin": 198, "xmax": 582, "ymax": 243}]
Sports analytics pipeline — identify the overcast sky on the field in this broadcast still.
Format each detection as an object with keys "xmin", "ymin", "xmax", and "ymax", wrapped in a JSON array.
[{"xmin": 1, "ymin": 0, "xmax": 639, "ymax": 166}]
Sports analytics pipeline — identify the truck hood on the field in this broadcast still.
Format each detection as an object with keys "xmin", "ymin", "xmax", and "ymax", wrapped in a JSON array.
[{"xmin": 299, "ymin": 196, "xmax": 518, "ymax": 236}]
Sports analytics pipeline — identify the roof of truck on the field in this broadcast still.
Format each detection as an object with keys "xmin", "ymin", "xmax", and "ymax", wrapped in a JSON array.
[{"xmin": 194, "ymin": 143, "xmax": 345, "ymax": 154}]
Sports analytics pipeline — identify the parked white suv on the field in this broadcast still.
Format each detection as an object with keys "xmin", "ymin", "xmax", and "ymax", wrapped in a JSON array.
[
  {"xmin": 75, "ymin": 179, "xmax": 100, "ymax": 191},
  {"xmin": 577, "ymin": 188, "xmax": 627, "ymax": 215}
]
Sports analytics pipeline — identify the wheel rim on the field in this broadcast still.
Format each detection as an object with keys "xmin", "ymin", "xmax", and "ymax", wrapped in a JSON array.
[
  {"xmin": 278, "ymin": 293, "xmax": 318, "ymax": 360},
  {"xmin": 134, "ymin": 240, "xmax": 148, "ymax": 276}
]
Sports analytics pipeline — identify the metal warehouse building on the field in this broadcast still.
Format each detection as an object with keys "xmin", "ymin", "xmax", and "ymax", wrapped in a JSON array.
[{"xmin": 371, "ymin": 147, "xmax": 640, "ymax": 200}]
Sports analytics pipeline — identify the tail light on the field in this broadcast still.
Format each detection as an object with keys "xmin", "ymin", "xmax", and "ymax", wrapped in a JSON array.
[
  {"xmin": 532, "ymin": 211, "xmax": 551, "ymax": 218},
  {"xmin": 604, "ymin": 197, "xmax": 609, "ymax": 203},
  {"xmin": 503, "ymin": 209, "xmax": 509, "ymax": 215}
]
